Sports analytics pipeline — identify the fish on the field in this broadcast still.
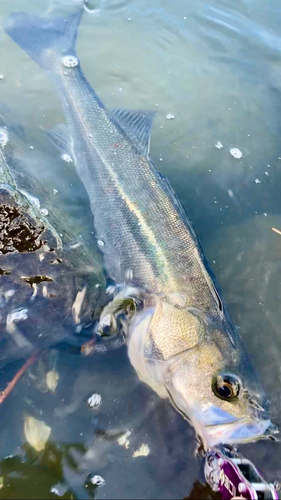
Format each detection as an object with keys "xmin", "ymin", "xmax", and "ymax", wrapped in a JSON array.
[
  {"xmin": 0, "ymin": 104, "xmax": 104, "ymax": 367},
  {"xmin": 4, "ymin": 9, "xmax": 277, "ymax": 450}
]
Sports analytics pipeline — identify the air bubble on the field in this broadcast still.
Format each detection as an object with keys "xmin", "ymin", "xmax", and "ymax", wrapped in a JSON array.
[
  {"xmin": 61, "ymin": 153, "xmax": 73, "ymax": 163},
  {"xmin": 88, "ymin": 133, "xmax": 93, "ymax": 138},
  {"xmin": 41, "ymin": 208, "xmax": 49, "ymax": 216},
  {"xmin": 87, "ymin": 393, "xmax": 101, "ymax": 408},
  {"xmin": 7, "ymin": 308, "xmax": 28, "ymax": 323},
  {"xmin": 166, "ymin": 113, "xmax": 175, "ymax": 120},
  {"xmin": 97, "ymin": 239, "xmax": 104, "ymax": 247},
  {"xmin": 90, "ymin": 476, "xmax": 105, "ymax": 487},
  {"xmin": 61, "ymin": 55, "xmax": 79, "ymax": 68},
  {"xmin": 229, "ymin": 148, "xmax": 243, "ymax": 159},
  {"xmin": 0, "ymin": 128, "xmax": 9, "ymax": 148}
]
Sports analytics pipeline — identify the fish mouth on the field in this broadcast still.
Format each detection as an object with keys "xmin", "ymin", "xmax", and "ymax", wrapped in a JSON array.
[
  {"xmin": 164, "ymin": 386, "xmax": 279, "ymax": 449},
  {"xmin": 200, "ymin": 417, "xmax": 279, "ymax": 449},
  {"xmin": 190, "ymin": 403, "xmax": 279, "ymax": 449}
]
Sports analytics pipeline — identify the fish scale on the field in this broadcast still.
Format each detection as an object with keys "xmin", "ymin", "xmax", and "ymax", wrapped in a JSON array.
[{"xmin": 57, "ymin": 65, "xmax": 218, "ymax": 309}]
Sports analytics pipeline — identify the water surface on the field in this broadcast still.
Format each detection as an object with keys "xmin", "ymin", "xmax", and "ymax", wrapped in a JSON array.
[{"xmin": 0, "ymin": 0, "xmax": 280, "ymax": 498}]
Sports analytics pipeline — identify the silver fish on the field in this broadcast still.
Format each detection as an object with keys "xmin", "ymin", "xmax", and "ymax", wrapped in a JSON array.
[{"xmin": 4, "ymin": 9, "xmax": 277, "ymax": 449}]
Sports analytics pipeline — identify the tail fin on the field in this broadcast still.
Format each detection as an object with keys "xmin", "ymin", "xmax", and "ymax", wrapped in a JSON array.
[{"xmin": 4, "ymin": 10, "xmax": 82, "ymax": 68}]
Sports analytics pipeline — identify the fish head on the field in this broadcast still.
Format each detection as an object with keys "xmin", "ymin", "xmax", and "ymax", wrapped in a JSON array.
[
  {"xmin": 128, "ymin": 298, "xmax": 277, "ymax": 450},
  {"xmin": 161, "ymin": 305, "xmax": 277, "ymax": 449}
]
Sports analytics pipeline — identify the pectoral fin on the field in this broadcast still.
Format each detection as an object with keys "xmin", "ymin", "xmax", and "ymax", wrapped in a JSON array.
[{"xmin": 97, "ymin": 287, "xmax": 143, "ymax": 336}]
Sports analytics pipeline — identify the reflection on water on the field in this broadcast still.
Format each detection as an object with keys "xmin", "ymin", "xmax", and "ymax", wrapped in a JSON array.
[{"xmin": 0, "ymin": 0, "xmax": 281, "ymax": 497}]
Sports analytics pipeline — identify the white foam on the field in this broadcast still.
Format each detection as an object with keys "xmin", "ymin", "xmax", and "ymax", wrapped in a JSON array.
[
  {"xmin": 0, "ymin": 129, "xmax": 9, "ymax": 149},
  {"xmin": 61, "ymin": 55, "xmax": 79, "ymax": 68},
  {"xmin": 229, "ymin": 148, "xmax": 243, "ymax": 159},
  {"xmin": 90, "ymin": 475, "xmax": 105, "ymax": 487},
  {"xmin": 61, "ymin": 153, "xmax": 73, "ymax": 163},
  {"xmin": 88, "ymin": 393, "xmax": 102, "ymax": 408}
]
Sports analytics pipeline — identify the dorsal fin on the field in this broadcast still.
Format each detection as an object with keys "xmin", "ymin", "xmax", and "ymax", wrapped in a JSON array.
[{"xmin": 111, "ymin": 108, "xmax": 155, "ymax": 157}]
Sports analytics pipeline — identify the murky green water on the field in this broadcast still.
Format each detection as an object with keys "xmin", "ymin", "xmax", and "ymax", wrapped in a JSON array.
[{"xmin": 0, "ymin": 0, "xmax": 280, "ymax": 498}]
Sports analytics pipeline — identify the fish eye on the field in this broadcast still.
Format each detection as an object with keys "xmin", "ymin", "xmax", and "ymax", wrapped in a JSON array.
[{"xmin": 212, "ymin": 374, "xmax": 240, "ymax": 400}]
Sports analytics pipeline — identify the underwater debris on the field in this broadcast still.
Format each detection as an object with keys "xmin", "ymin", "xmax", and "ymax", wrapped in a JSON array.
[
  {"xmin": 22, "ymin": 275, "xmax": 53, "ymax": 286},
  {"xmin": 117, "ymin": 430, "xmax": 131, "ymax": 449},
  {"xmin": 46, "ymin": 370, "xmax": 59, "ymax": 392},
  {"xmin": 132, "ymin": 443, "xmax": 150, "ymax": 458},
  {"xmin": 81, "ymin": 338, "xmax": 96, "ymax": 356},
  {"xmin": 0, "ymin": 354, "xmax": 37, "ymax": 405},
  {"xmin": 0, "ymin": 268, "xmax": 10, "ymax": 275},
  {"xmin": 24, "ymin": 416, "xmax": 51, "ymax": 452}
]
